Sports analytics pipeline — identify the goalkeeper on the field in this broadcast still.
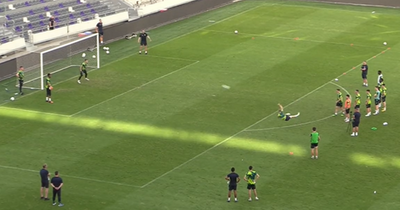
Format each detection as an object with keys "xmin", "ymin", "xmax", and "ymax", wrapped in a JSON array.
[
  {"xmin": 277, "ymin": 103, "xmax": 300, "ymax": 121},
  {"xmin": 78, "ymin": 59, "xmax": 89, "ymax": 84}
]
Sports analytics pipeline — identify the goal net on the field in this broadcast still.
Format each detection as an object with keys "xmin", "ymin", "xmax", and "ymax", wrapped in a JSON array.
[{"xmin": 22, "ymin": 33, "xmax": 100, "ymax": 90}]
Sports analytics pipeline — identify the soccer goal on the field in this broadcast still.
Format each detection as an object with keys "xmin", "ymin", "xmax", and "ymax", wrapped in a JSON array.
[{"xmin": 23, "ymin": 33, "xmax": 100, "ymax": 90}]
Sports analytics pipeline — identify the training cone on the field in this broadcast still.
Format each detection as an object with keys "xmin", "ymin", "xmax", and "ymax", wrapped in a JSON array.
[{"xmin": 371, "ymin": 127, "xmax": 377, "ymax": 130}]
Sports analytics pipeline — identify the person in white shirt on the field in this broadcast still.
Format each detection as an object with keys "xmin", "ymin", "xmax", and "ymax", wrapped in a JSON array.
[{"xmin": 377, "ymin": 70, "xmax": 383, "ymax": 86}]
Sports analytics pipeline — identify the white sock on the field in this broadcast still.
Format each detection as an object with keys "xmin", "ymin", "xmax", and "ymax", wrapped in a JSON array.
[
  {"xmin": 48, "ymin": 98, "xmax": 51, "ymax": 101},
  {"xmin": 234, "ymin": 198, "xmax": 237, "ymax": 201},
  {"xmin": 46, "ymin": 97, "xmax": 48, "ymax": 101},
  {"xmin": 145, "ymin": 51, "xmax": 147, "ymax": 53},
  {"xmin": 352, "ymin": 132, "xmax": 355, "ymax": 135},
  {"xmin": 139, "ymin": 51, "xmax": 141, "ymax": 53},
  {"xmin": 355, "ymin": 132, "xmax": 358, "ymax": 135},
  {"xmin": 228, "ymin": 198, "xmax": 230, "ymax": 201}
]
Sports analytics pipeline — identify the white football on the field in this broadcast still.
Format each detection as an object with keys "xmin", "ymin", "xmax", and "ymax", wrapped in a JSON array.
[
  {"xmin": 103, "ymin": 47, "xmax": 107, "ymax": 50},
  {"xmin": 82, "ymin": 53, "xmax": 86, "ymax": 57},
  {"xmin": 334, "ymin": 78, "xmax": 338, "ymax": 81},
  {"xmin": 10, "ymin": 97, "xmax": 15, "ymax": 101},
  {"xmin": 92, "ymin": 55, "xmax": 96, "ymax": 58},
  {"xmin": 383, "ymin": 42, "xmax": 387, "ymax": 46},
  {"xmin": 106, "ymin": 51, "xmax": 109, "ymax": 54},
  {"xmin": 222, "ymin": 85, "xmax": 230, "ymax": 89},
  {"xmin": 234, "ymin": 30, "xmax": 238, "ymax": 34},
  {"xmin": 383, "ymin": 122, "xmax": 388, "ymax": 126}
]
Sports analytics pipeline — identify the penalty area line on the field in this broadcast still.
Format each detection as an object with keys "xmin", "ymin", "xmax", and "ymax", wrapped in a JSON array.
[
  {"xmin": 0, "ymin": 165, "xmax": 141, "ymax": 188},
  {"xmin": 140, "ymin": 48, "xmax": 389, "ymax": 188},
  {"xmin": 70, "ymin": 61, "xmax": 200, "ymax": 116}
]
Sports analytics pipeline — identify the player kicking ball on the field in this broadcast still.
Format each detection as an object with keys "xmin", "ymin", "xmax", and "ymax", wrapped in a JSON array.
[{"xmin": 277, "ymin": 103, "xmax": 300, "ymax": 121}]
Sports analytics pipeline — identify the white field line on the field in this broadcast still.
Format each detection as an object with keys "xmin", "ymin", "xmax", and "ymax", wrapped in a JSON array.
[
  {"xmin": 145, "ymin": 55, "xmax": 199, "ymax": 62},
  {"xmin": 70, "ymin": 61, "xmax": 199, "ymax": 116},
  {"xmin": 0, "ymin": 165, "xmax": 141, "ymax": 188},
  {"xmin": 245, "ymin": 82, "xmax": 352, "ymax": 132},
  {"xmin": 206, "ymin": 29, "xmax": 383, "ymax": 49},
  {"xmin": 0, "ymin": 3, "xmax": 267, "ymax": 108},
  {"xmin": 140, "ymin": 48, "xmax": 390, "ymax": 188}
]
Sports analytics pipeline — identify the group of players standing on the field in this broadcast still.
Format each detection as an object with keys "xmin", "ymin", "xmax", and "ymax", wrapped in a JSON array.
[{"xmin": 333, "ymin": 61, "xmax": 387, "ymax": 137}]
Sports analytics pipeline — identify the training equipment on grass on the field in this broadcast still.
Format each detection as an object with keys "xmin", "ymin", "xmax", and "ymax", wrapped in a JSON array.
[
  {"xmin": 383, "ymin": 122, "xmax": 388, "ymax": 126},
  {"xmin": 106, "ymin": 51, "xmax": 110, "ymax": 54},
  {"xmin": 21, "ymin": 33, "xmax": 100, "ymax": 90},
  {"xmin": 383, "ymin": 42, "xmax": 387, "ymax": 46},
  {"xmin": 92, "ymin": 55, "xmax": 96, "ymax": 58},
  {"xmin": 234, "ymin": 30, "xmax": 238, "ymax": 34},
  {"xmin": 10, "ymin": 97, "xmax": 15, "ymax": 101},
  {"xmin": 334, "ymin": 78, "xmax": 338, "ymax": 81}
]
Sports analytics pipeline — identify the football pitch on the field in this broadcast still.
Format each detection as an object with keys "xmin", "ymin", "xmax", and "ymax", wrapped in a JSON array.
[{"xmin": 1, "ymin": 0, "xmax": 400, "ymax": 209}]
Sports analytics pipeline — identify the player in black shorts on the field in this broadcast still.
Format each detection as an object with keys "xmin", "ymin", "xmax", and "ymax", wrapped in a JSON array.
[
  {"xmin": 381, "ymin": 83, "xmax": 387, "ymax": 112},
  {"xmin": 351, "ymin": 108, "xmax": 361, "ymax": 137},
  {"xmin": 96, "ymin": 19, "xmax": 103, "ymax": 44},
  {"xmin": 78, "ymin": 59, "xmax": 89, "ymax": 84},
  {"xmin": 45, "ymin": 73, "xmax": 53, "ymax": 104},
  {"xmin": 225, "ymin": 167, "xmax": 240, "ymax": 202},
  {"xmin": 361, "ymin": 61, "xmax": 368, "ymax": 86},
  {"xmin": 39, "ymin": 164, "xmax": 50, "ymax": 200},
  {"xmin": 138, "ymin": 30, "xmax": 151, "ymax": 55}
]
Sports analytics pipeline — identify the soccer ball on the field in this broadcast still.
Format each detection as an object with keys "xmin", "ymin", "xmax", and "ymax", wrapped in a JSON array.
[
  {"xmin": 92, "ymin": 55, "xmax": 96, "ymax": 58},
  {"xmin": 383, "ymin": 42, "xmax": 387, "ymax": 46},
  {"xmin": 383, "ymin": 122, "xmax": 388, "ymax": 126},
  {"xmin": 10, "ymin": 97, "xmax": 15, "ymax": 101},
  {"xmin": 106, "ymin": 51, "xmax": 109, "ymax": 54},
  {"xmin": 82, "ymin": 53, "xmax": 86, "ymax": 57},
  {"xmin": 234, "ymin": 30, "xmax": 238, "ymax": 34},
  {"xmin": 103, "ymin": 47, "xmax": 107, "ymax": 50}
]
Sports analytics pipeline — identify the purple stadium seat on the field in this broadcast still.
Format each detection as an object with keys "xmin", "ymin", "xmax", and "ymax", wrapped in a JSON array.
[
  {"xmin": 55, "ymin": 17, "xmax": 59, "ymax": 22},
  {"xmin": 86, "ymin": 3, "xmax": 91, "ymax": 8},
  {"xmin": 25, "ymin": 1, "xmax": 30, "ymax": 6},
  {"xmin": 59, "ymin": 3, "xmax": 64, "ymax": 8},
  {"xmin": 6, "ymin": 15, "xmax": 10, "ymax": 20},
  {"xmin": 40, "ymin": 21, "xmax": 44, "ymax": 26},
  {"xmin": 54, "ymin": 11, "xmax": 59, "ymax": 16},
  {"xmin": 77, "ymin": 0, "xmax": 81, "ymax": 4},
  {"xmin": 40, "ymin": 0, "xmax": 45, "ymax": 3},
  {"xmin": 29, "ymin": 10, "xmax": 34, "ymax": 15},
  {"xmin": 15, "ymin": 26, "xmax": 22, "ymax": 32},
  {"xmin": 39, "ymin": 14, "xmax": 44, "ymax": 19},
  {"xmin": 8, "ymin": 0, "xmax": 13, "ymax": 1},
  {"xmin": 84, "ymin": 17, "xmax": 89, "ymax": 21},
  {"xmin": 28, "ymin": 23, "xmax": 33, "ymax": 29},
  {"xmin": 69, "ymin": 14, "xmax": 74, "ymax": 19},
  {"xmin": 80, "ymin": 11, "xmax": 85, "ymax": 16},
  {"xmin": 44, "ymin": 6, "xmax": 49, "ymax": 11},
  {"xmin": 90, "ymin": 9, "xmax": 95, "ymax": 14},
  {"xmin": 1, "ymin": 37, "xmax": 8, "ymax": 43}
]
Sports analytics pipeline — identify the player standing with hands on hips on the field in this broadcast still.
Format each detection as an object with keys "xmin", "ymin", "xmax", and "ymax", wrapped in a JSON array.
[
  {"xmin": 243, "ymin": 166, "xmax": 259, "ymax": 202},
  {"xmin": 138, "ymin": 30, "xmax": 151, "ymax": 55},
  {"xmin": 225, "ymin": 167, "xmax": 240, "ymax": 202}
]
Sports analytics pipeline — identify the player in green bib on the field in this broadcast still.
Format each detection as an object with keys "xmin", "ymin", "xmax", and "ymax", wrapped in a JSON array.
[
  {"xmin": 277, "ymin": 103, "xmax": 300, "ymax": 121},
  {"xmin": 243, "ymin": 166, "xmax": 260, "ymax": 202},
  {"xmin": 45, "ymin": 73, "xmax": 53, "ymax": 103},
  {"xmin": 381, "ymin": 83, "xmax": 387, "ymax": 112},
  {"xmin": 310, "ymin": 127, "xmax": 320, "ymax": 159},
  {"xmin": 354, "ymin": 90, "xmax": 361, "ymax": 110},
  {"xmin": 78, "ymin": 59, "xmax": 89, "ymax": 84},
  {"xmin": 365, "ymin": 89, "xmax": 372, "ymax": 117},
  {"xmin": 16, "ymin": 66, "xmax": 25, "ymax": 95}
]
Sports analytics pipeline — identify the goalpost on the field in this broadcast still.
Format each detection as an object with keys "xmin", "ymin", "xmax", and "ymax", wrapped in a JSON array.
[{"xmin": 23, "ymin": 33, "xmax": 100, "ymax": 90}]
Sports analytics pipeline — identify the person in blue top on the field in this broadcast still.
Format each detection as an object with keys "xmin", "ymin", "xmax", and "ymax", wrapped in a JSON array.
[{"xmin": 277, "ymin": 103, "xmax": 300, "ymax": 121}]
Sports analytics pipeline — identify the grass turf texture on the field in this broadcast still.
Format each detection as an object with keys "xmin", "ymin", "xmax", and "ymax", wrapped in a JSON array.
[{"xmin": 1, "ymin": 0, "xmax": 400, "ymax": 209}]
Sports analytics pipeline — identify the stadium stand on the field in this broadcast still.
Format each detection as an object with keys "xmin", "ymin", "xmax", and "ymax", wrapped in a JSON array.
[{"xmin": 2, "ymin": 0, "xmax": 124, "ymax": 37}]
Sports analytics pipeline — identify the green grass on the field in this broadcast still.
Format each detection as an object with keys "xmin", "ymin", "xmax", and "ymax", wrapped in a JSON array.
[{"xmin": 1, "ymin": 0, "xmax": 400, "ymax": 209}]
